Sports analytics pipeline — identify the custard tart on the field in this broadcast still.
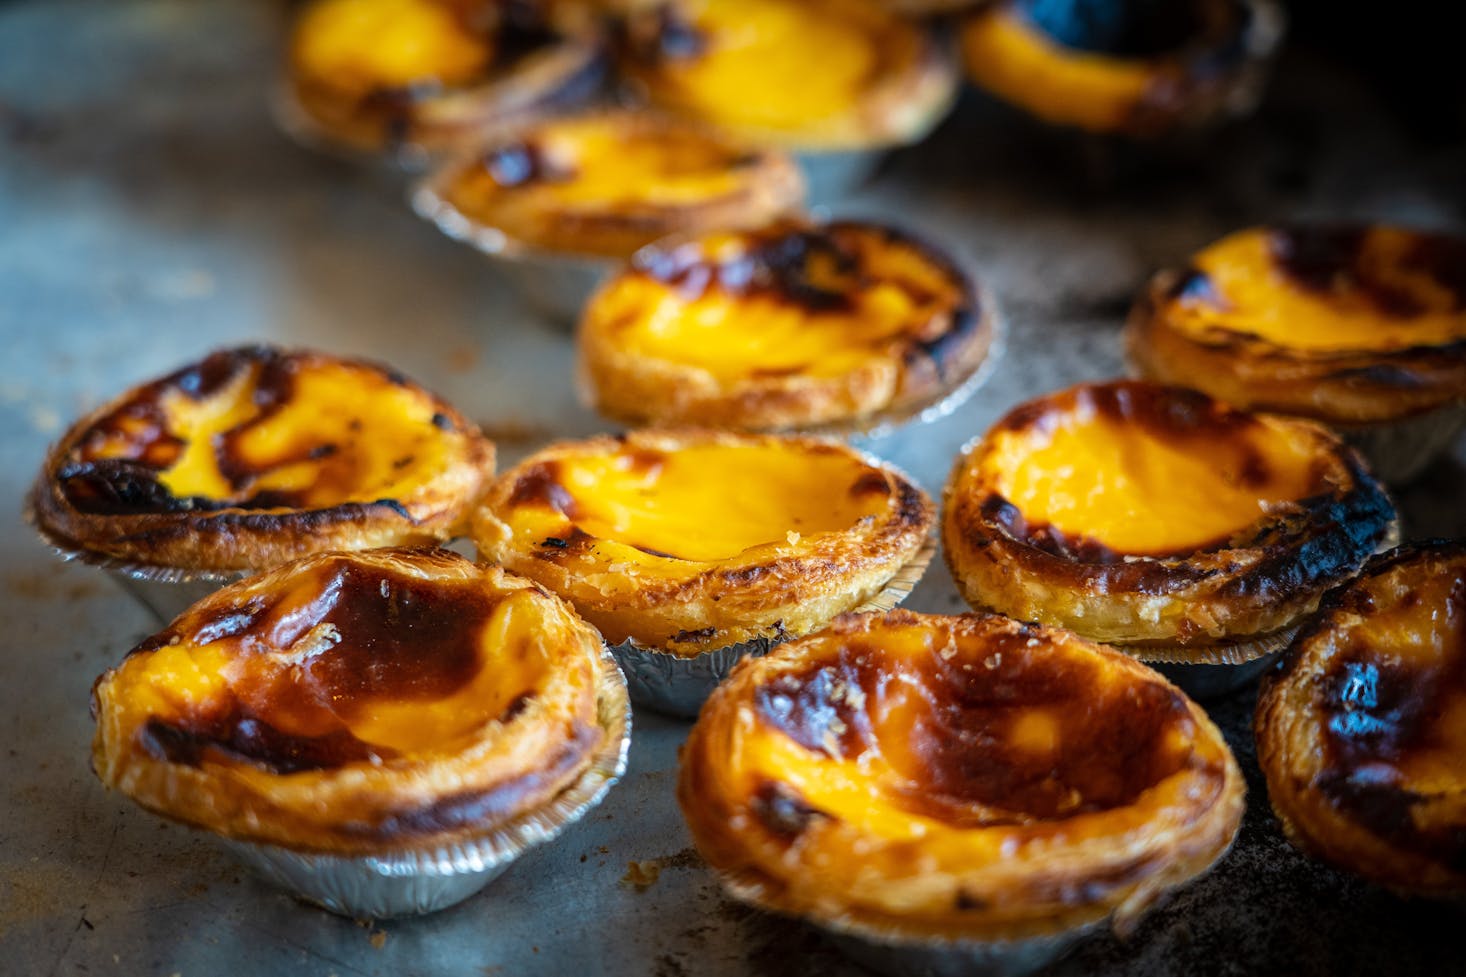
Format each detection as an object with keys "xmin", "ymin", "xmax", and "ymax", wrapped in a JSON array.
[
  {"xmin": 943, "ymin": 381, "xmax": 1396, "ymax": 688},
  {"xmin": 959, "ymin": 0, "xmax": 1283, "ymax": 137},
  {"xmin": 1257, "ymin": 541, "xmax": 1466, "ymax": 897},
  {"xmin": 680, "ymin": 610, "xmax": 1243, "ymax": 971},
  {"xmin": 415, "ymin": 109, "xmax": 804, "ymax": 260},
  {"xmin": 28, "ymin": 346, "xmax": 493, "ymax": 618},
  {"xmin": 281, "ymin": 0, "xmax": 604, "ymax": 163},
  {"xmin": 1127, "ymin": 224, "xmax": 1466, "ymax": 483},
  {"xmin": 472, "ymin": 430, "xmax": 934, "ymax": 713},
  {"xmin": 579, "ymin": 219, "xmax": 995, "ymax": 434},
  {"xmin": 617, "ymin": 0, "xmax": 957, "ymax": 197},
  {"xmin": 91, "ymin": 548, "xmax": 630, "ymax": 916}
]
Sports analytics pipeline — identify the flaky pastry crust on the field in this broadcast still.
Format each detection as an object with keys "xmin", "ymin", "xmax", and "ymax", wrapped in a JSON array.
[
  {"xmin": 283, "ymin": 0, "xmax": 605, "ymax": 159},
  {"xmin": 91, "ymin": 549, "xmax": 614, "ymax": 855},
  {"xmin": 417, "ymin": 110, "xmax": 805, "ymax": 259},
  {"xmin": 1256, "ymin": 541, "xmax": 1466, "ymax": 896},
  {"xmin": 679, "ymin": 610, "xmax": 1244, "ymax": 942},
  {"xmin": 942, "ymin": 381, "xmax": 1396, "ymax": 649},
  {"xmin": 471, "ymin": 430, "xmax": 934, "ymax": 656},
  {"xmin": 960, "ymin": 0, "xmax": 1281, "ymax": 137},
  {"xmin": 1126, "ymin": 224, "xmax": 1466, "ymax": 425},
  {"xmin": 28, "ymin": 345, "xmax": 494, "ymax": 576},
  {"xmin": 579, "ymin": 219, "xmax": 994, "ymax": 432},
  {"xmin": 618, "ymin": 0, "xmax": 958, "ymax": 151}
]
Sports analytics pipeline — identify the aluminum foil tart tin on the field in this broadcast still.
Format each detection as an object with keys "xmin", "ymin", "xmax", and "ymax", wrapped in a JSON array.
[
  {"xmin": 271, "ymin": 85, "xmax": 433, "ymax": 176},
  {"xmin": 1338, "ymin": 401, "xmax": 1466, "ymax": 486},
  {"xmin": 1118, "ymin": 517, "xmax": 1400, "ymax": 700},
  {"xmin": 215, "ymin": 648, "xmax": 631, "ymax": 919},
  {"xmin": 610, "ymin": 532, "xmax": 936, "ymax": 719},
  {"xmin": 410, "ymin": 178, "xmax": 613, "ymax": 326},
  {"xmin": 823, "ymin": 921, "xmax": 1101, "ymax": 977},
  {"xmin": 797, "ymin": 148, "xmax": 884, "ymax": 208}
]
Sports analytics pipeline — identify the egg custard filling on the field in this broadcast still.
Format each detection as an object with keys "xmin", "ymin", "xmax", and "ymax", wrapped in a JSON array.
[
  {"xmin": 29, "ymin": 346, "xmax": 493, "ymax": 574},
  {"xmin": 679, "ymin": 610, "xmax": 1244, "ymax": 942},
  {"xmin": 472, "ymin": 431, "xmax": 934, "ymax": 656},
  {"xmin": 1128, "ymin": 224, "xmax": 1466, "ymax": 426},
  {"xmin": 420, "ymin": 111, "xmax": 803, "ymax": 259},
  {"xmin": 580, "ymin": 220, "xmax": 992, "ymax": 432},
  {"xmin": 960, "ymin": 0, "xmax": 1279, "ymax": 136},
  {"xmin": 619, "ymin": 0, "xmax": 957, "ymax": 150},
  {"xmin": 1257, "ymin": 542, "xmax": 1466, "ymax": 895},
  {"xmin": 91, "ymin": 549, "xmax": 619, "ymax": 854},
  {"xmin": 285, "ymin": 0, "xmax": 602, "ymax": 156},
  {"xmin": 943, "ymin": 381, "xmax": 1396, "ymax": 648}
]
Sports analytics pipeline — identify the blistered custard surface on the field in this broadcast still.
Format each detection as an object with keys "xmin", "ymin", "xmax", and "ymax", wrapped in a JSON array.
[
  {"xmin": 1168, "ymin": 226, "xmax": 1466, "ymax": 354},
  {"xmin": 57, "ymin": 347, "xmax": 469, "ymax": 515},
  {"xmin": 967, "ymin": 382, "xmax": 1327, "ymax": 557},
  {"xmin": 92, "ymin": 550, "xmax": 608, "ymax": 852},
  {"xmin": 474, "ymin": 431, "xmax": 934, "ymax": 653},
  {"xmin": 591, "ymin": 223, "xmax": 972, "ymax": 384},
  {"xmin": 680, "ymin": 611, "xmax": 1242, "ymax": 938},
  {"xmin": 493, "ymin": 437, "xmax": 896, "ymax": 564}
]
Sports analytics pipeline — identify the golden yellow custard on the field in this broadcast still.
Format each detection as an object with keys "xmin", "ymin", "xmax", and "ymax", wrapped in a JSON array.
[
  {"xmin": 680, "ymin": 610, "xmax": 1244, "ymax": 943},
  {"xmin": 619, "ymin": 0, "xmax": 957, "ymax": 150},
  {"xmin": 580, "ymin": 220, "xmax": 994, "ymax": 432},
  {"xmin": 284, "ymin": 0, "xmax": 604, "ymax": 158},
  {"xmin": 1257, "ymin": 541, "xmax": 1466, "ymax": 895},
  {"xmin": 92, "ymin": 549, "xmax": 618, "ymax": 855},
  {"xmin": 960, "ymin": 0, "xmax": 1281, "ymax": 137},
  {"xmin": 29, "ymin": 346, "xmax": 493, "ymax": 574},
  {"xmin": 472, "ymin": 430, "xmax": 934, "ymax": 656},
  {"xmin": 943, "ymin": 381, "xmax": 1396, "ymax": 649},
  {"xmin": 421, "ymin": 111, "xmax": 804, "ymax": 259}
]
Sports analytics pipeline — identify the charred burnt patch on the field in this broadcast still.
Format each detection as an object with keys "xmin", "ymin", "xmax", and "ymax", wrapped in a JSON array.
[
  {"xmin": 749, "ymin": 779, "xmax": 828, "ymax": 839},
  {"xmin": 139, "ymin": 707, "xmax": 392, "ymax": 775},
  {"xmin": 506, "ymin": 460, "xmax": 580, "ymax": 518}
]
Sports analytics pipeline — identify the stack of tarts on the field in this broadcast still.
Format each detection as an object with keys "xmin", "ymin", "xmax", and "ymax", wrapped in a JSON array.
[
  {"xmin": 472, "ymin": 429, "xmax": 936, "ymax": 716},
  {"xmin": 578, "ymin": 217, "xmax": 999, "ymax": 436},
  {"xmin": 91, "ymin": 549, "xmax": 630, "ymax": 917},
  {"xmin": 942, "ymin": 380, "xmax": 1398, "ymax": 698},
  {"xmin": 1128, "ymin": 223, "xmax": 1466, "ymax": 483},
  {"xmin": 27, "ymin": 346, "xmax": 494, "ymax": 623},
  {"xmin": 681, "ymin": 610, "xmax": 1245, "ymax": 974}
]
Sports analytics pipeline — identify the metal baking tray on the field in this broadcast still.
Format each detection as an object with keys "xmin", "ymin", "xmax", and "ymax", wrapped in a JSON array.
[{"xmin": 1, "ymin": 3, "xmax": 1463, "ymax": 976}]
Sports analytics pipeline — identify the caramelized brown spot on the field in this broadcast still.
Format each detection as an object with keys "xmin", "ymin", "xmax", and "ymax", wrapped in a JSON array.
[
  {"xmin": 1317, "ymin": 576, "xmax": 1466, "ymax": 866},
  {"xmin": 849, "ymin": 471, "xmax": 891, "ymax": 499},
  {"xmin": 506, "ymin": 460, "xmax": 580, "ymax": 519},
  {"xmin": 143, "ymin": 559, "xmax": 503, "ymax": 774},
  {"xmin": 1270, "ymin": 225, "xmax": 1466, "ymax": 318},
  {"xmin": 757, "ymin": 628, "xmax": 1201, "ymax": 824},
  {"xmin": 750, "ymin": 780, "xmax": 828, "ymax": 839}
]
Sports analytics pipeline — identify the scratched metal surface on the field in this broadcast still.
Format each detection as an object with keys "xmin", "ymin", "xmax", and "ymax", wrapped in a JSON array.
[{"xmin": 2, "ymin": 3, "xmax": 1465, "ymax": 976}]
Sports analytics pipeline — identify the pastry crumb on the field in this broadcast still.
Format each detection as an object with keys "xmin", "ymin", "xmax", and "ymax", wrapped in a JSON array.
[
  {"xmin": 622, "ymin": 860, "xmax": 661, "ymax": 890},
  {"xmin": 369, "ymin": 930, "xmax": 387, "ymax": 950}
]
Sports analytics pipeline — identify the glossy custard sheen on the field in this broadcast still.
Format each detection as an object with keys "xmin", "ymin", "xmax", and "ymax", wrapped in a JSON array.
[
  {"xmin": 500, "ymin": 440, "xmax": 895, "ymax": 564},
  {"xmin": 1167, "ymin": 226, "xmax": 1466, "ymax": 354},
  {"xmin": 680, "ymin": 611, "xmax": 1242, "ymax": 938},
  {"xmin": 435, "ymin": 112, "xmax": 801, "ymax": 257},
  {"xmin": 292, "ymin": 0, "xmax": 493, "ymax": 98},
  {"xmin": 58, "ymin": 347, "xmax": 468, "ymax": 515},
  {"xmin": 592, "ymin": 224, "xmax": 972, "ymax": 383},
  {"xmin": 972, "ymin": 383, "xmax": 1328, "ymax": 557},
  {"xmin": 92, "ymin": 550, "xmax": 607, "ymax": 852},
  {"xmin": 1259, "ymin": 543, "xmax": 1466, "ymax": 891}
]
